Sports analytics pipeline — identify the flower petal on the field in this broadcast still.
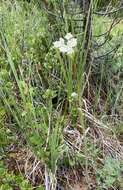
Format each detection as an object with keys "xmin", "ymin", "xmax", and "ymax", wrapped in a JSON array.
[
  {"xmin": 65, "ymin": 33, "xmax": 73, "ymax": 40},
  {"xmin": 59, "ymin": 38, "xmax": 65, "ymax": 45},
  {"xmin": 53, "ymin": 41, "xmax": 61, "ymax": 48},
  {"xmin": 53, "ymin": 38, "xmax": 65, "ymax": 48},
  {"xmin": 66, "ymin": 47, "xmax": 74, "ymax": 54},
  {"xmin": 71, "ymin": 92, "xmax": 78, "ymax": 98},
  {"xmin": 67, "ymin": 38, "xmax": 77, "ymax": 48},
  {"xmin": 59, "ymin": 46, "xmax": 68, "ymax": 53}
]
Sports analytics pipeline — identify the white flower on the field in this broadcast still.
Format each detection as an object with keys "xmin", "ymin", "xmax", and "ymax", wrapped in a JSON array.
[
  {"xmin": 59, "ymin": 45, "xmax": 74, "ymax": 54},
  {"xmin": 67, "ymin": 38, "xmax": 77, "ymax": 48},
  {"xmin": 66, "ymin": 47, "xmax": 74, "ymax": 54},
  {"xmin": 53, "ymin": 33, "xmax": 77, "ymax": 55},
  {"xmin": 65, "ymin": 33, "xmax": 73, "ymax": 40},
  {"xmin": 53, "ymin": 37, "xmax": 64, "ymax": 48},
  {"xmin": 59, "ymin": 45, "xmax": 68, "ymax": 53},
  {"xmin": 71, "ymin": 92, "xmax": 78, "ymax": 99}
]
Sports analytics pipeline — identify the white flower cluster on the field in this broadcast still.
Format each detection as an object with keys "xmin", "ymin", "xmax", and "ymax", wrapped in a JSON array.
[
  {"xmin": 53, "ymin": 33, "xmax": 77, "ymax": 55},
  {"xmin": 71, "ymin": 92, "xmax": 78, "ymax": 100}
]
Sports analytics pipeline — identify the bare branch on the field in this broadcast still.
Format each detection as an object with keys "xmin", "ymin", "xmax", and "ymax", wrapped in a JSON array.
[
  {"xmin": 94, "ymin": 44, "xmax": 120, "ymax": 60},
  {"xmin": 94, "ymin": 18, "xmax": 122, "ymax": 49},
  {"xmin": 94, "ymin": 6, "xmax": 123, "ymax": 16}
]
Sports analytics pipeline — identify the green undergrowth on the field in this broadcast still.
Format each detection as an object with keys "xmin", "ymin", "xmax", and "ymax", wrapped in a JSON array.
[
  {"xmin": 0, "ymin": 161, "xmax": 32, "ymax": 190},
  {"xmin": 0, "ymin": 160, "xmax": 44, "ymax": 190},
  {"xmin": 0, "ymin": 0, "xmax": 123, "ymax": 189}
]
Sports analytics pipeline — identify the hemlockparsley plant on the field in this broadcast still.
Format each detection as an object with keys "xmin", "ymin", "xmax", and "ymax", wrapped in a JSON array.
[{"xmin": 53, "ymin": 33, "xmax": 77, "ymax": 55}]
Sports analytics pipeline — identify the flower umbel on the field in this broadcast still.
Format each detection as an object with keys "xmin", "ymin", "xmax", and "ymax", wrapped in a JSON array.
[
  {"xmin": 53, "ymin": 33, "xmax": 77, "ymax": 55},
  {"xmin": 71, "ymin": 92, "xmax": 78, "ymax": 100},
  {"xmin": 53, "ymin": 38, "xmax": 65, "ymax": 48}
]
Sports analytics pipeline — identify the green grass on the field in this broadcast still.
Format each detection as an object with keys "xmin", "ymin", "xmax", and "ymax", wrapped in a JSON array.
[{"xmin": 0, "ymin": 0, "xmax": 123, "ymax": 189}]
